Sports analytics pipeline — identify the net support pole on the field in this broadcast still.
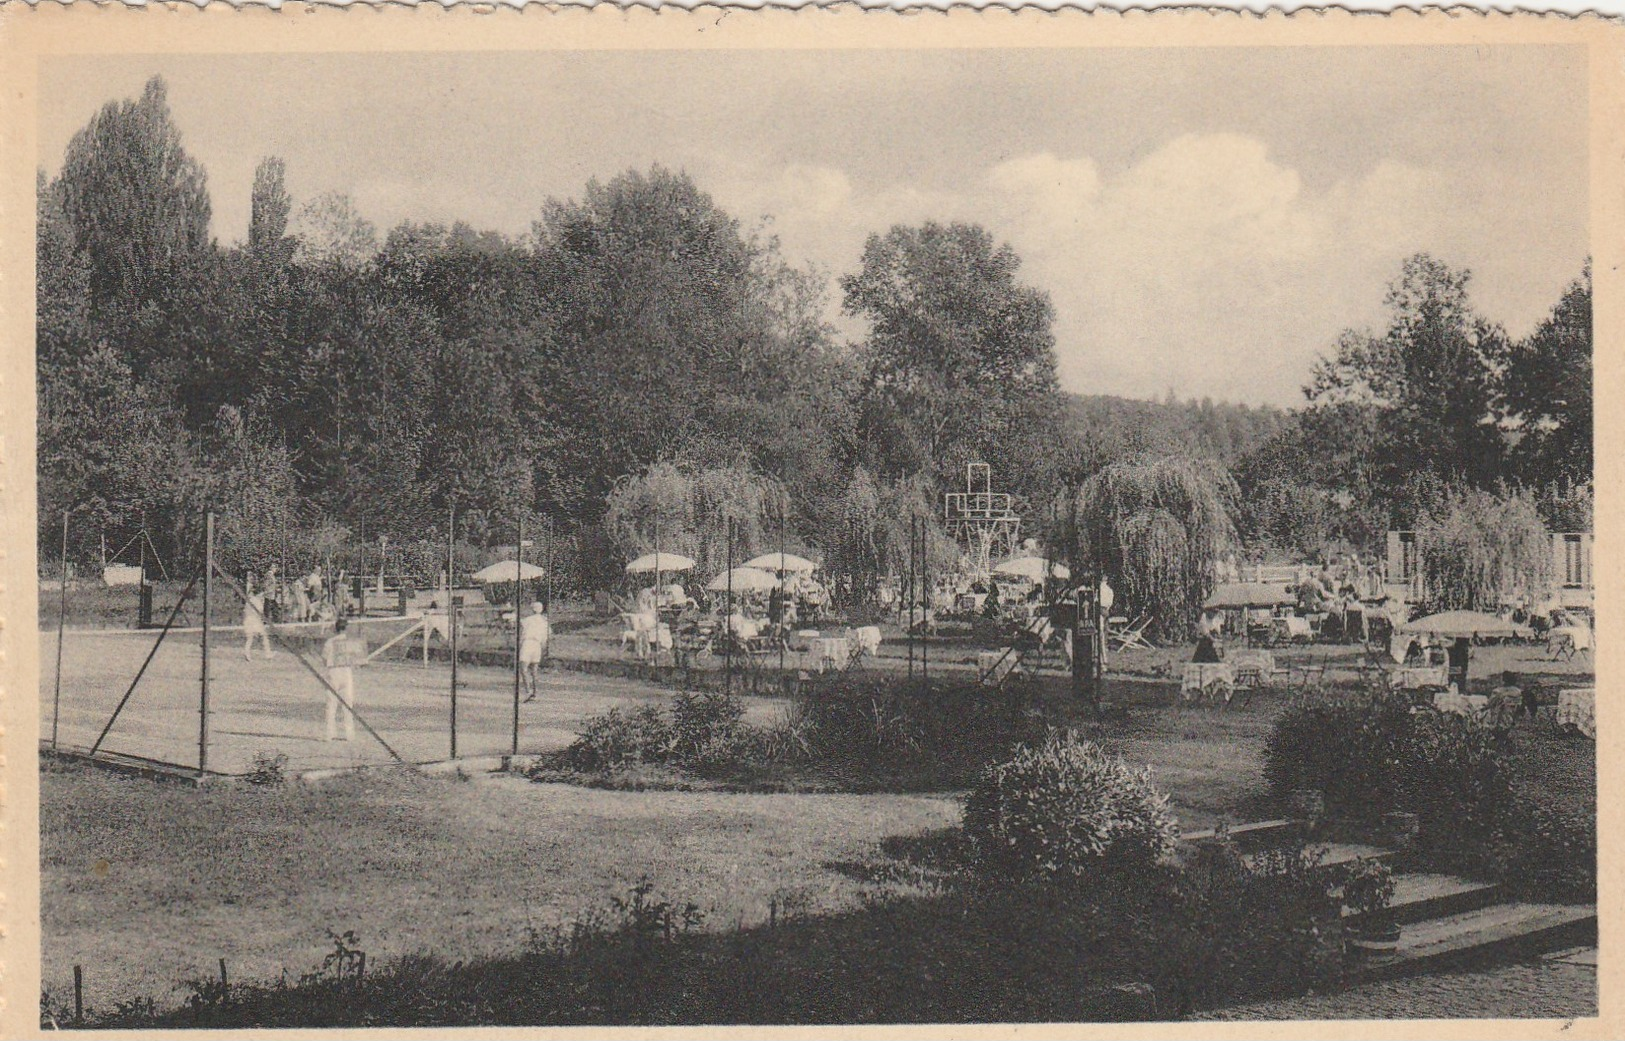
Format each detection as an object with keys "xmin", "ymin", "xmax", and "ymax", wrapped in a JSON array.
[
  {"xmin": 725, "ymin": 517, "xmax": 734, "ymax": 695},
  {"xmin": 450, "ymin": 595, "xmax": 461, "ymax": 760},
  {"xmin": 199, "ymin": 510, "xmax": 213, "ymax": 778},
  {"xmin": 52, "ymin": 510, "xmax": 68, "ymax": 750},
  {"xmin": 907, "ymin": 516, "xmax": 916, "ymax": 681},
  {"xmin": 512, "ymin": 515, "xmax": 523, "ymax": 757},
  {"xmin": 921, "ymin": 518, "xmax": 929, "ymax": 685}
]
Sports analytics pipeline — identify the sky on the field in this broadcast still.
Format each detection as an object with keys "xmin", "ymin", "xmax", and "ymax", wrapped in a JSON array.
[{"xmin": 37, "ymin": 46, "xmax": 1589, "ymax": 406}]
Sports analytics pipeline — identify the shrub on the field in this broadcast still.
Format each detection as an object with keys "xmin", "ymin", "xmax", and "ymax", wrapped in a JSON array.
[
  {"xmin": 668, "ymin": 691, "xmax": 746, "ymax": 765},
  {"xmin": 1494, "ymin": 804, "xmax": 1596, "ymax": 902},
  {"xmin": 962, "ymin": 729, "xmax": 1178, "ymax": 886},
  {"xmin": 244, "ymin": 751, "xmax": 289, "ymax": 787},
  {"xmin": 1262, "ymin": 692, "xmax": 1518, "ymax": 877},
  {"xmin": 564, "ymin": 704, "xmax": 672, "ymax": 770},
  {"xmin": 1156, "ymin": 838, "xmax": 1344, "ymax": 1014}
]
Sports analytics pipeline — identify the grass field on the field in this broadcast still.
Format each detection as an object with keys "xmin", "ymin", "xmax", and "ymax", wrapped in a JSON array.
[
  {"xmin": 40, "ymin": 621, "xmax": 1595, "ymax": 1015},
  {"xmin": 41, "ymin": 761, "xmax": 961, "ymax": 1008}
]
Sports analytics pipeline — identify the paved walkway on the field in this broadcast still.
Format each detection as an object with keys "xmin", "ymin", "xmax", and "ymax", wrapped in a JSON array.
[{"xmin": 1196, "ymin": 949, "xmax": 1597, "ymax": 1020}]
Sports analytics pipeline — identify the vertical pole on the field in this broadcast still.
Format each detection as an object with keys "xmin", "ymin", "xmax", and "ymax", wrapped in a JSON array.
[
  {"xmin": 725, "ymin": 517, "xmax": 734, "ymax": 694},
  {"xmin": 907, "ymin": 516, "xmax": 916, "ymax": 680},
  {"xmin": 200, "ymin": 510, "xmax": 213, "ymax": 778},
  {"xmin": 447, "ymin": 502, "xmax": 455, "ymax": 599},
  {"xmin": 450, "ymin": 595, "xmax": 461, "ymax": 759},
  {"xmin": 512, "ymin": 516, "xmax": 523, "ymax": 757},
  {"xmin": 545, "ymin": 518, "xmax": 554, "ymax": 614},
  {"xmin": 73, "ymin": 964, "xmax": 83, "ymax": 1026},
  {"xmin": 778, "ymin": 504, "xmax": 785, "ymax": 679},
  {"xmin": 921, "ymin": 518, "xmax": 929, "ymax": 685},
  {"xmin": 53, "ymin": 510, "xmax": 68, "ymax": 750}
]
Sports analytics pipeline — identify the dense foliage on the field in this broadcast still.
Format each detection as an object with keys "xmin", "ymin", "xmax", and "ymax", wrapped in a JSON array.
[
  {"xmin": 1069, "ymin": 457, "xmax": 1237, "ymax": 641},
  {"xmin": 1262, "ymin": 693, "xmax": 1593, "ymax": 896},
  {"xmin": 962, "ymin": 730, "xmax": 1179, "ymax": 885},
  {"xmin": 39, "ymin": 76, "xmax": 1592, "ymax": 593},
  {"xmin": 1415, "ymin": 487, "xmax": 1553, "ymax": 611}
]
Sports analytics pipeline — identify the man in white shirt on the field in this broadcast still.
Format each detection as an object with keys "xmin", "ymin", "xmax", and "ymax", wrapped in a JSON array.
[
  {"xmin": 322, "ymin": 616, "xmax": 363, "ymax": 742},
  {"xmin": 520, "ymin": 602, "xmax": 550, "ymax": 701}
]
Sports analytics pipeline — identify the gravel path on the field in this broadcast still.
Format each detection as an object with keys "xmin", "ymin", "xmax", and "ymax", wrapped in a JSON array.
[{"xmin": 1196, "ymin": 951, "xmax": 1597, "ymax": 1020}]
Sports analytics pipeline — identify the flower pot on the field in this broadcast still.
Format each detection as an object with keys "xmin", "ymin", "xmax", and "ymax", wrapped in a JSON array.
[{"xmin": 1382, "ymin": 811, "xmax": 1421, "ymax": 850}]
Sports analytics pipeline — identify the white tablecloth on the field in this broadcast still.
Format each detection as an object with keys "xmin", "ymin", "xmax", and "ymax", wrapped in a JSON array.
[
  {"xmin": 810, "ymin": 638, "xmax": 849, "ymax": 673},
  {"xmin": 1394, "ymin": 665, "xmax": 1449, "ymax": 689},
  {"xmin": 1557, "ymin": 688, "xmax": 1595, "ymax": 738},
  {"xmin": 1182, "ymin": 662, "xmax": 1234, "ymax": 695},
  {"xmin": 1433, "ymin": 691, "xmax": 1489, "ymax": 716},
  {"xmin": 1550, "ymin": 625, "xmax": 1592, "ymax": 652}
]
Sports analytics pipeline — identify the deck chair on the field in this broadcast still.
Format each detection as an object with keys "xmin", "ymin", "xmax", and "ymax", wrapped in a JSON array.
[
  {"xmin": 1293, "ymin": 655, "xmax": 1328, "ymax": 691},
  {"xmin": 1109, "ymin": 614, "xmax": 1154, "ymax": 652}
]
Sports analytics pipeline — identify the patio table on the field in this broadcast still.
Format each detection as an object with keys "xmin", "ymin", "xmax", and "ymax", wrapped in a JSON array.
[
  {"xmin": 1557, "ymin": 688, "xmax": 1595, "ymax": 738},
  {"xmin": 1393, "ymin": 665, "xmax": 1449, "ymax": 689},
  {"xmin": 1181, "ymin": 662, "xmax": 1234, "ymax": 699}
]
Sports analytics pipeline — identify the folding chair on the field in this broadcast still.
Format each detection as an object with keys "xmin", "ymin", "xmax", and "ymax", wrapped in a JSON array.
[
  {"xmin": 1110, "ymin": 614, "xmax": 1154, "ymax": 652},
  {"xmin": 1293, "ymin": 656, "xmax": 1327, "ymax": 691}
]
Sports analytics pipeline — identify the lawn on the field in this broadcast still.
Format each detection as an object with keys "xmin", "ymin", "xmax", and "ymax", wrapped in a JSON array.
[
  {"xmin": 40, "ymin": 760, "xmax": 959, "ymax": 1010},
  {"xmin": 41, "ymin": 633, "xmax": 1595, "ymax": 1016}
]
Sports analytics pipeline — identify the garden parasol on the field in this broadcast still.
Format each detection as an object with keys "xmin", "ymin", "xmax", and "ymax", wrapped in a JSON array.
[
  {"xmin": 706, "ymin": 567, "xmax": 779, "ymax": 593},
  {"xmin": 625, "ymin": 552, "xmax": 696, "ymax": 574},
  {"xmin": 471, "ymin": 560, "xmax": 546, "ymax": 583},
  {"xmin": 742, "ymin": 552, "xmax": 818, "ymax": 573},
  {"xmin": 1400, "ymin": 610, "xmax": 1533, "ymax": 640},
  {"xmin": 993, "ymin": 556, "xmax": 1071, "ymax": 582}
]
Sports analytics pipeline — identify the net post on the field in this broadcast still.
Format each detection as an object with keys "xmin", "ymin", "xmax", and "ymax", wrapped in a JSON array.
[
  {"xmin": 53, "ymin": 509, "xmax": 69, "ymax": 750},
  {"xmin": 512, "ymin": 515, "xmax": 523, "ymax": 757},
  {"xmin": 200, "ymin": 510, "xmax": 213, "ymax": 778},
  {"xmin": 725, "ymin": 516, "xmax": 734, "ymax": 695},
  {"xmin": 450, "ymin": 595, "xmax": 461, "ymax": 760}
]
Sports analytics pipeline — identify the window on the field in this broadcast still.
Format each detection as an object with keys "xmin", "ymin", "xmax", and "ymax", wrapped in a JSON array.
[
  {"xmin": 1399, "ymin": 532, "xmax": 1419, "ymax": 583},
  {"xmin": 1563, "ymin": 534, "xmax": 1586, "ymax": 588}
]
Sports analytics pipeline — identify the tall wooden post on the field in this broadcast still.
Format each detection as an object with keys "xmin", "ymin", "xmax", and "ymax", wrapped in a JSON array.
[
  {"xmin": 921, "ymin": 518, "xmax": 929, "ymax": 685},
  {"xmin": 907, "ymin": 516, "xmax": 916, "ymax": 680},
  {"xmin": 52, "ymin": 510, "xmax": 68, "ymax": 750},
  {"xmin": 725, "ymin": 517, "xmax": 734, "ymax": 694},
  {"xmin": 512, "ymin": 516, "xmax": 524, "ymax": 757},
  {"xmin": 450, "ymin": 595, "xmax": 461, "ymax": 759},
  {"xmin": 199, "ymin": 511, "xmax": 213, "ymax": 778}
]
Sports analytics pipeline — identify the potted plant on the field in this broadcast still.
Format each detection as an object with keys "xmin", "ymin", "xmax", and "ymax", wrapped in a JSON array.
[
  {"xmin": 1382, "ymin": 810, "xmax": 1421, "ymax": 850},
  {"xmin": 1341, "ymin": 857, "xmax": 1401, "ymax": 955}
]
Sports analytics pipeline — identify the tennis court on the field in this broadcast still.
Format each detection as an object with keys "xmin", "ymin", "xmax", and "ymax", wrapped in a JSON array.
[{"xmin": 40, "ymin": 620, "xmax": 681, "ymax": 777}]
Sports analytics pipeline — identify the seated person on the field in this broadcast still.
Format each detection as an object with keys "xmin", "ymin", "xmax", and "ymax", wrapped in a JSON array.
[
  {"xmin": 727, "ymin": 610, "xmax": 760, "ymax": 641},
  {"xmin": 1487, "ymin": 671, "xmax": 1524, "ymax": 731},
  {"xmin": 1192, "ymin": 634, "xmax": 1223, "ymax": 664}
]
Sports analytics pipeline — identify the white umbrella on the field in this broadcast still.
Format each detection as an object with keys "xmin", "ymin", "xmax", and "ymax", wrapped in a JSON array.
[
  {"xmin": 993, "ymin": 556, "xmax": 1071, "ymax": 582},
  {"xmin": 742, "ymin": 552, "xmax": 818, "ymax": 573},
  {"xmin": 625, "ymin": 552, "xmax": 696, "ymax": 574},
  {"xmin": 471, "ymin": 560, "xmax": 546, "ymax": 583},
  {"xmin": 707, "ymin": 567, "xmax": 780, "ymax": 593},
  {"xmin": 1401, "ymin": 610, "xmax": 1532, "ymax": 640}
]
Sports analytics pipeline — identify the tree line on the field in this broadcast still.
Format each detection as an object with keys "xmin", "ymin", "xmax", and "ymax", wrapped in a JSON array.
[{"xmin": 37, "ymin": 76, "xmax": 1591, "ymax": 590}]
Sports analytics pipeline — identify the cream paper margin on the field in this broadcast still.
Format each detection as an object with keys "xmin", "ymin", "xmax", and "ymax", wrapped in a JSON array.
[{"xmin": 0, "ymin": 6, "xmax": 1619, "ymax": 1040}]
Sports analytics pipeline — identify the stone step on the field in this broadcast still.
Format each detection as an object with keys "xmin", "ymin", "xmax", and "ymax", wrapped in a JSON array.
[
  {"xmin": 1238, "ymin": 842, "xmax": 1395, "ymax": 873},
  {"xmin": 1355, "ymin": 902, "xmax": 1597, "ymax": 982},
  {"xmin": 1342, "ymin": 872, "xmax": 1503, "ymax": 926}
]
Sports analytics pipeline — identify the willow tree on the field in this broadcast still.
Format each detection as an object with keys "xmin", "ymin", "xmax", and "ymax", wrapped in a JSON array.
[
  {"xmin": 602, "ymin": 460, "xmax": 783, "ymax": 576},
  {"xmin": 1416, "ymin": 488, "xmax": 1552, "ymax": 611},
  {"xmin": 1072, "ymin": 457, "xmax": 1238, "ymax": 642}
]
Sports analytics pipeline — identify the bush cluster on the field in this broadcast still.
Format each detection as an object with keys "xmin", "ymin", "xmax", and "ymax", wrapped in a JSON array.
[
  {"xmin": 1262, "ymin": 693, "xmax": 1593, "ymax": 891},
  {"xmin": 962, "ymin": 729, "xmax": 1179, "ymax": 886},
  {"xmin": 554, "ymin": 678, "xmax": 1041, "ymax": 786},
  {"xmin": 561, "ymin": 694, "xmax": 752, "ymax": 776}
]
